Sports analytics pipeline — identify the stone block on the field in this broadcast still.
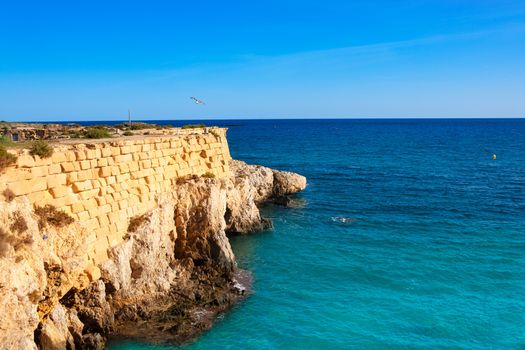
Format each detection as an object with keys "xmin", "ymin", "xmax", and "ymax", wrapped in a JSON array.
[
  {"xmin": 101, "ymin": 148, "xmax": 112, "ymax": 157},
  {"xmin": 61, "ymin": 162, "xmax": 75, "ymax": 173},
  {"xmin": 97, "ymin": 158, "xmax": 108, "ymax": 167},
  {"xmin": 1, "ymin": 168, "xmax": 32, "ymax": 182},
  {"xmin": 99, "ymin": 166, "xmax": 112, "ymax": 178},
  {"xmin": 85, "ymin": 149, "xmax": 97, "ymax": 160},
  {"xmin": 110, "ymin": 147, "xmax": 120, "ymax": 157},
  {"xmin": 72, "ymin": 180, "xmax": 93, "ymax": 193},
  {"xmin": 114, "ymin": 154, "xmax": 132, "ymax": 163},
  {"xmin": 116, "ymin": 174, "xmax": 130, "ymax": 183},
  {"xmin": 49, "ymin": 186, "xmax": 70, "ymax": 199},
  {"xmin": 47, "ymin": 174, "xmax": 67, "ymax": 189},
  {"xmin": 80, "ymin": 160, "xmax": 91, "ymax": 170},
  {"xmin": 64, "ymin": 151, "xmax": 77, "ymax": 162},
  {"xmin": 51, "ymin": 152, "xmax": 67, "ymax": 163},
  {"xmin": 77, "ymin": 211, "xmax": 90, "ymax": 221},
  {"xmin": 83, "ymin": 198, "xmax": 98, "ymax": 211},
  {"xmin": 76, "ymin": 169, "xmax": 93, "ymax": 181},
  {"xmin": 31, "ymin": 166, "xmax": 49, "ymax": 177},
  {"xmin": 118, "ymin": 163, "xmax": 129, "ymax": 173},
  {"xmin": 106, "ymin": 176, "xmax": 116, "ymax": 185},
  {"xmin": 27, "ymin": 190, "xmax": 52, "ymax": 207},
  {"xmin": 75, "ymin": 150, "xmax": 86, "ymax": 161},
  {"xmin": 17, "ymin": 155, "xmax": 35, "ymax": 168},
  {"xmin": 9, "ymin": 178, "xmax": 47, "ymax": 196},
  {"xmin": 141, "ymin": 159, "xmax": 152, "ymax": 169},
  {"xmin": 97, "ymin": 214, "xmax": 109, "ymax": 228},
  {"xmin": 72, "ymin": 161, "xmax": 82, "ymax": 172},
  {"xmin": 95, "ymin": 196, "xmax": 107, "ymax": 206},
  {"xmin": 99, "ymin": 204, "xmax": 111, "ymax": 214},
  {"xmin": 71, "ymin": 202, "xmax": 84, "ymax": 214},
  {"xmin": 78, "ymin": 188, "xmax": 99, "ymax": 200},
  {"xmin": 84, "ymin": 217, "xmax": 100, "ymax": 230},
  {"xmin": 88, "ymin": 208, "xmax": 99, "ymax": 219},
  {"xmin": 66, "ymin": 172, "xmax": 78, "ymax": 184}
]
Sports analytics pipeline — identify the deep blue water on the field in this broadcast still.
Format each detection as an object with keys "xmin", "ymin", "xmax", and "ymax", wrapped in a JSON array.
[{"xmin": 106, "ymin": 119, "xmax": 525, "ymax": 349}]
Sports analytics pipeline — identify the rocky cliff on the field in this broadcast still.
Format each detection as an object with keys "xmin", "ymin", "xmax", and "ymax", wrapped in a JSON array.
[{"xmin": 0, "ymin": 160, "xmax": 306, "ymax": 349}]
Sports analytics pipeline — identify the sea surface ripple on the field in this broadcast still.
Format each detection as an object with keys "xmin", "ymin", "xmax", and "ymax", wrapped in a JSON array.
[{"xmin": 109, "ymin": 119, "xmax": 525, "ymax": 350}]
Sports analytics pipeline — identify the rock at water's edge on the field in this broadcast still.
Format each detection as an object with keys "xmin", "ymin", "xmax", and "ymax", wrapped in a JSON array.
[{"xmin": 0, "ymin": 160, "xmax": 306, "ymax": 349}]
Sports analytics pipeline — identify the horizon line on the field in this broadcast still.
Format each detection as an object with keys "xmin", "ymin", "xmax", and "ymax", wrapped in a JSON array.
[{"xmin": 3, "ymin": 116, "xmax": 525, "ymax": 123}]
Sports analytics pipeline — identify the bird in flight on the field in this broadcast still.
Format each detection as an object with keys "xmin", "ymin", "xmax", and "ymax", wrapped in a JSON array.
[{"xmin": 190, "ymin": 97, "xmax": 206, "ymax": 105}]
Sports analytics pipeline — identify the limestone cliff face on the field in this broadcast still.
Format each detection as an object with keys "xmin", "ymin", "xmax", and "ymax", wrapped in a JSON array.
[
  {"xmin": 225, "ymin": 160, "xmax": 307, "ymax": 234},
  {"xmin": 0, "ymin": 160, "xmax": 306, "ymax": 349}
]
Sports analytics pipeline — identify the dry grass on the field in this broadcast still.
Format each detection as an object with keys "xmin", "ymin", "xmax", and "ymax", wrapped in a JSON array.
[
  {"xmin": 34, "ymin": 205, "xmax": 74, "ymax": 230},
  {"xmin": 2, "ymin": 188, "xmax": 15, "ymax": 202},
  {"xmin": 202, "ymin": 172, "xmax": 216, "ymax": 179},
  {"xmin": 176, "ymin": 174, "xmax": 199, "ymax": 185},
  {"xmin": 0, "ymin": 226, "xmax": 33, "ymax": 257},
  {"xmin": 0, "ymin": 227, "xmax": 12, "ymax": 257},
  {"xmin": 128, "ymin": 214, "xmax": 150, "ymax": 233},
  {"xmin": 10, "ymin": 211, "xmax": 28, "ymax": 233}
]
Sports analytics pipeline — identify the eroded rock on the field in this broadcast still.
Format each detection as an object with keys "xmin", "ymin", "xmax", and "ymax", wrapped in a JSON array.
[
  {"xmin": 225, "ymin": 160, "xmax": 306, "ymax": 234},
  {"xmin": 0, "ymin": 161, "xmax": 306, "ymax": 349}
]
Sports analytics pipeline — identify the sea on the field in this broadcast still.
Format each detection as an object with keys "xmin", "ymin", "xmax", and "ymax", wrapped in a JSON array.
[{"xmin": 97, "ymin": 119, "xmax": 525, "ymax": 349}]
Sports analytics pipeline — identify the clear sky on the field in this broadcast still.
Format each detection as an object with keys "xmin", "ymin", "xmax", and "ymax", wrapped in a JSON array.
[{"xmin": 1, "ymin": 0, "xmax": 524, "ymax": 121}]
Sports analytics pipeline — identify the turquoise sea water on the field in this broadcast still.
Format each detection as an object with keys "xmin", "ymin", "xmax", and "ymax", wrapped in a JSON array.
[{"xmin": 108, "ymin": 119, "xmax": 525, "ymax": 349}]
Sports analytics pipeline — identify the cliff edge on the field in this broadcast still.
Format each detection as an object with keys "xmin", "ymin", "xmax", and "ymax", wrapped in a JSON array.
[{"xmin": 0, "ymin": 156, "xmax": 306, "ymax": 349}]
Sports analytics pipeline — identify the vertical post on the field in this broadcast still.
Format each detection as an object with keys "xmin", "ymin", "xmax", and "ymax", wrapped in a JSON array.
[{"xmin": 128, "ymin": 109, "xmax": 132, "ymax": 128}]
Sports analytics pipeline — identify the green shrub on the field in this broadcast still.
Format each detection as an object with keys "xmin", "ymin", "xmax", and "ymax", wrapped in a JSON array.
[
  {"xmin": 130, "ymin": 123, "xmax": 156, "ymax": 130},
  {"xmin": 29, "ymin": 140, "xmax": 54, "ymax": 158},
  {"xmin": 34, "ymin": 205, "xmax": 74, "ymax": 230},
  {"xmin": 123, "ymin": 131, "xmax": 134, "ymax": 136},
  {"xmin": 115, "ymin": 122, "xmax": 158, "ymax": 131},
  {"xmin": 202, "ymin": 171, "xmax": 216, "ymax": 179},
  {"xmin": 0, "ymin": 145, "xmax": 17, "ymax": 171},
  {"xmin": 66, "ymin": 130, "xmax": 84, "ymax": 138},
  {"xmin": 0, "ymin": 135, "xmax": 12, "ymax": 146},
  {"xmin": 83, "ymin": 128, "xmax": 111, "ymax": 139},
  {"xmin": 181, "ymin": 124, "xmax": 206, "ymax": 129}
]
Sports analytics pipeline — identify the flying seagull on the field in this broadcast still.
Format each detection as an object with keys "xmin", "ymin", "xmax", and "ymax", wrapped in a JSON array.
[{"xmin": 190, "ymin": 97, "xmax": 206, "ymax": 105}]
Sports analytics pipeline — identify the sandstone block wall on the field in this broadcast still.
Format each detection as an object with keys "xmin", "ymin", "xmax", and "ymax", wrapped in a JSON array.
[{"xmin": 0, "ymin": 128, "xmax": 231, "ymax": 279}]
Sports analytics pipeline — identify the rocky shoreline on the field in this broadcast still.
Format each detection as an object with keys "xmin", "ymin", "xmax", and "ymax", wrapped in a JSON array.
[{"xmin": 0, "ymin": 160, "xmax": 306, "ymax": 349}]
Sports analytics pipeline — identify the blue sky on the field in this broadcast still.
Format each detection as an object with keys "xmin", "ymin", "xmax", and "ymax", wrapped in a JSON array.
[{"xmin": 1, "ymin": 0, "xmax": 524, "ymax": 121}]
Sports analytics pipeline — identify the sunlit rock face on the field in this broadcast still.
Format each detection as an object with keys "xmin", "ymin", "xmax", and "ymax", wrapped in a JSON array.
[
  {"xmin": 0, "ymin": 160, "xmax": 306, "ymax": 349},
  {"xmin": 225, "ymin": 160, "xmax": 307, "ymax": 234}
]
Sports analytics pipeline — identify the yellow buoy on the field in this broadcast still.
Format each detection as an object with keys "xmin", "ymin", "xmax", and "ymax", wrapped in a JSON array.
[{"xmin": 492, "ymin": 154, "xmax": 497, "ymax": 160}]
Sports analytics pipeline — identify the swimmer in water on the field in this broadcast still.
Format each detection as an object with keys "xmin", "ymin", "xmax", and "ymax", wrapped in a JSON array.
[{"xmin": 332, "ymin": 216, "xmax": 357, "ymax": 224}]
